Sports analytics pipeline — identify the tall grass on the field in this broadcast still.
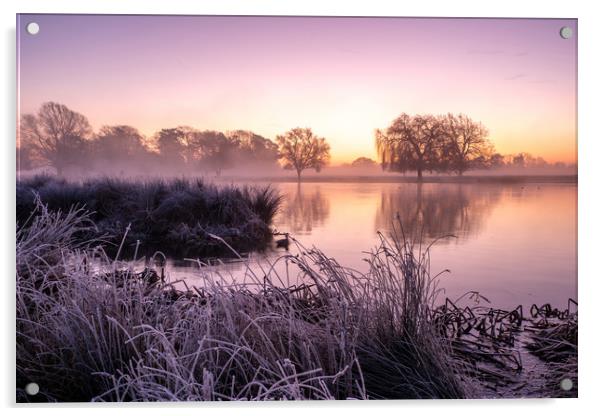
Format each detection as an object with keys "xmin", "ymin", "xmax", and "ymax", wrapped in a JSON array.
[
  {"xmin": 16, "ymin": 204, "xmax": 470, "ymax": 402},
  {"xmin": 17, "ymin": 175, "xmax": 283, "ymax": 258}
]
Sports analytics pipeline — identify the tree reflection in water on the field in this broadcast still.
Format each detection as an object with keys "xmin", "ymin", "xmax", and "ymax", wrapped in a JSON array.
[
  {"xmin": 276, "ymin": 184, "xmax": 330, "ymax": 234},
  {"xmin": 375, "ymin": 183, "xmax": 502, "ymax": 245}
]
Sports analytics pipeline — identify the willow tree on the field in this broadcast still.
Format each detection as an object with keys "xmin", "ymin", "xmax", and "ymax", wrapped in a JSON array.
[
  {"xmin": 276, "ymin": 128, "xmax": 330, "ymax": 181},
  {"xmin": 375, "ymin": 113, "xmax": 445, "ymax": 180},
  {"xmin": 443, "ymin": 114, "xmax": 492, "ymax": 175}
]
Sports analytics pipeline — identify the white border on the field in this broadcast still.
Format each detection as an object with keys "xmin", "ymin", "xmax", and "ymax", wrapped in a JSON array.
[{"xmin": 2, "ymin": 1, "xmax": 600, "ymax": 415}]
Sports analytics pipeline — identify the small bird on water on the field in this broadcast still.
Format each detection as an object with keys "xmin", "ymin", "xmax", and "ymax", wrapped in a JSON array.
[{"xmin": 275, "ymin": 232, "xmax": 290, "ymax": 250}]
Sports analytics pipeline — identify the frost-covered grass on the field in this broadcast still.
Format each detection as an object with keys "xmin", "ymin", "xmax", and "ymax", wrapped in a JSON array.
[
  {"xmin": 16, "ymin": 205, "xmax": 470, "ymax": 402},
  {"xmin": 527, "ymin": 316, "xmax": 578, "ymax": 398},
  {"xmin": 16, "ymin": 175, "xmax": 283, "ymax": 258}
]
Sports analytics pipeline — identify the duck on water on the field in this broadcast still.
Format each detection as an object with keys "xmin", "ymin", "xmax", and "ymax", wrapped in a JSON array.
[{"xmin": 273, "ymin": 232, "xmax": 290, "ymax": 250}]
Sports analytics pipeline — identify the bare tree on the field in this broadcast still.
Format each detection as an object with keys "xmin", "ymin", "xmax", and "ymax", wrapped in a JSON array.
[
  {"xmin": 443, "ymin": 114, "xmax": 492, "ymax": 175},
  {"xmin": 95, "ymin": 125, "xmax": 148, "ymax": 158},
  {"xmin": 375, "ymin": 114, "xmax": 445, "ymax": 180},
  {"xmin": 488, "ymin": 153, "xmax": 506, "ymax": 169},
  {"xmin": 154, "ymin": 127, "xmax": 192, "ymax": 168},
  {"xmin": 20, "ymin": 102, "xmax": 92, "ymax": 175},
  {"xmin": 512, "ymin": 153, "xmax": 530, "ymax": 168},
  {"xmin": 188, "ymin": 130, "xmax": 238, "ymax": 176},
  {"xmin": 93, "ymin": 125, "xmax": 153, "ymax": 174},
  {"xmin": 276, "ymin": 128, "xmax": 330, "ymax": 181},
  {"xmin": 227, "ymin": 130, "xmax": 279, "ymax": 168},
  {"xmin": 153, "ymin": 128, "xmax": 279, "ymax": 176}
]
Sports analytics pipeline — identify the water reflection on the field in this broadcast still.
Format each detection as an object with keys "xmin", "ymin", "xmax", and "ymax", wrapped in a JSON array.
[
  {"xmin": 375, "ymin": 184, "xmax": 502, "ymax": 244},
  {"xmin": 169, "ymin": 182, "xmax": 576, "ymax": 309},
  {"xmin": 276, "ymin": 184, "xmax": 330, "ymax": 234}
]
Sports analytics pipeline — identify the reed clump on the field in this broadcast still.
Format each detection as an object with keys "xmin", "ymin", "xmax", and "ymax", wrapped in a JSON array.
[
  {"xmin": 525, "ymin": 301, "xmax": 578, "ymax": 397},
  {"xmin": 16, "ymin": 203, "xmax": 469, "ymax": 402},
  {"xmin": 16, "ymin": 175, "xmax": 283, "ymax": 259}
]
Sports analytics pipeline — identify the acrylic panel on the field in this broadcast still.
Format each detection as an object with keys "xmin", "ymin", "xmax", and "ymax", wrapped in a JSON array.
[{"xmin": 16, "ymin": 14, "xmax": 577, "ymax": 402}]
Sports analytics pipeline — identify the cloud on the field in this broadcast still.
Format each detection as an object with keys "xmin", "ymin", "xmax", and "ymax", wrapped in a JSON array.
[
  {"xmin": 528, "ymin": 79, "xmax": 557, "ymax": 84},
  {"xmin": 504, "ymin": 73, "xmax": 527, "ymax": 81},
  {"xmin": 467, "ymin": 49, "xmax": 504, "ymax": 55}
]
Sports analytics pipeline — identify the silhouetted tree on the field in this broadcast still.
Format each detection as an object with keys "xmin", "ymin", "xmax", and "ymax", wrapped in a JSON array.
[
  {"xmin": 376, "ymin": 114, "xmax": 445, "ymax": 180},
  {"xmin": 189, "ymin": 130, "xmax": 238, "ymax": 176},
  {"xmin": 227, "ymin": 130, "xmax": 279, "ymax": 168},
  {"xmin": 152, "ymin": 128, "xmax": 279, "ymax": 175},
  {"xmin": 488, "ymin": 153, "xmax": 506, "ymax": 169},
  {"xmin": 485, "ymin": 152, "xmax": 562, "ymax": 171},
  {"xmin": 20, "ymin": 102, "xmax": 92, "ymax": 175},
  {"xmin": 510, "ymin": 153, "xmax": 549, "ymax": 169},
  {"xmin": 155, "ymin": 127, "xmax": 191, "ymax": 168},
  {"xmin": 350, "ymin": 157, "xmax": 377, "ymax": 168},
  {"xmin": 443, "ymin": 114, "xmax": 492, "ymax": 175},
  {"xmin": 532, "ymin": 156, "xmax": 548, "ymax": 168},
  {"xmin": 512, "ymin": 153, "xmax": 527, "ymax": 168},
  {"xmin": 93, "ymin": 125, "xmax": 152, "ymax": 172},
  {"xmin": 277, "ymin": 128, "xmax": 330, "ymax": 181},
  {"xmin": 376, "ymin": 113, "xmax": 499, "ymax": 178}
]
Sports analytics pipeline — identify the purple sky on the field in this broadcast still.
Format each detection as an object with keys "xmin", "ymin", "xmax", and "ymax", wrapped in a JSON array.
[{"xmin": 17, "ymin": 15, "xmax": 577, "ymax": 163}]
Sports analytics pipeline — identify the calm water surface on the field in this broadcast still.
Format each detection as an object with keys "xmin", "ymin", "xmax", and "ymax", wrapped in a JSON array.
[{"xmin": 169, "ymin": 181, "xmax": 577, "ymax": 309}]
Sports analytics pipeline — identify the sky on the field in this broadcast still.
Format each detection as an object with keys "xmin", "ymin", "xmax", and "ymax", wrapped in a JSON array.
[{"xmin": 17, "ymin": 15, "xmax": 577, "ymax": 164}]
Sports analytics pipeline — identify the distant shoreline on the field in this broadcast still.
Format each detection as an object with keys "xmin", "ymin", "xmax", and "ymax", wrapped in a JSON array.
[{"xmin": 217, "ymin": 174, "xmax": 578, "ymax": 184}]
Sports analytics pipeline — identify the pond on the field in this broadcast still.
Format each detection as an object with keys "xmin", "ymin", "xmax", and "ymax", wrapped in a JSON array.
[{"xmin": 167, "ymin": 181, "xmax": 577, "ymax": 310}]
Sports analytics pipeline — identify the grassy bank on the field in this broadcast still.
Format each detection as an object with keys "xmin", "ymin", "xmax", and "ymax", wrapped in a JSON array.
[
  {"xmin": 16, "ymin": 205, "xmax": 470, "ymax": 401},
  {"xmin": 16, "ymin": 175, "xmax": 282, "ymax": 259}
]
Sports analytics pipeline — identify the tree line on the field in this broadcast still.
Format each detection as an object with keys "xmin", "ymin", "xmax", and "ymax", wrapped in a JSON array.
[
  {"xmin": 18, "ymin": 102, "xmax": 567, "ymax": 181},
  {"xmin": 374, "ymin": 113, "xmax": 576, "ymax": 178},
  {"xmin": 19, "ymin": 102, "xmax": 330, "ymax": 180}
]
